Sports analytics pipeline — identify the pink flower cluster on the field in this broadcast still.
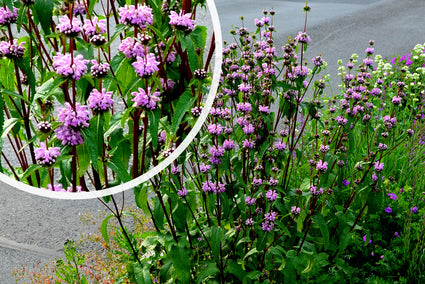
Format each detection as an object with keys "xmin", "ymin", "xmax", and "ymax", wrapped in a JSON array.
[
  {"xmin": 88, "ymin": 89, "xmax": 114, "ymax": 113},
  {"xmin": 56, "ymin": 16, "xmax": 82, "ymax": 36},
  {"xmin": 119, "ymin": 5, "xmax": 153, "ymax": 29},
  {"xmin": 131, "ymin": 87, "xmax": 160, "ymax": 110},
  {"xmin": 168, "ymin": 11, "xmax": 195, "ymax": 32},
  {"xmin": 0, "ymin": 6, "xmax": 18, "ymax": 25},
  {"xmin": 53, "ymin": 54, "xmax": 89, "ymax": 80},
  {"xmin": 132, "ymin": 53, "xmax": 159, "ymax": 77},
  {"xmin": 83, "ymin": 16, "xmax": 106, "ymax": 37},
  {"xmin": 35, "ymin": 143, "xmax": 61, "ymax": 166},
  {"xmin": 0, "ymin": 39, "xmax": 25, "ymax": 58}
]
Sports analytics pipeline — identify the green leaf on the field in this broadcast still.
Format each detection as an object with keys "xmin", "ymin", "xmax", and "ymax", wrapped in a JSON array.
[
  {"xmin": 169, "ymin": 243, "xmax": 191, "ymax": 282},
  {"xmin": 210, "ymin": 226, "xmax": 223, "ymax": 262},
  {"xmin": 171, "ymin": 89, "xmax": 196, "ymax": 133},
  {"xmin": 297, "ymin": 209, "xmax": 307, "ymax": 232},
  {"xmin": 33, "ymin": 0, "xmax": 54, "ymax": 35},
  {"xmin": 226, "ymin": 260, "xmax": 245, "ymax": 281},
  {"xmin": 134, "ymin": 185, "xmax": 150, "ymax": 216},
  {"xmin": 34, "ymin": 77, "xmax": 65, "ymax": 103},
  {"xmin": 312, "ymin": 213, "xmax": 329, "ymax": 250},
  {"xmin": 76, "ymin": 143, "xmax": 90, "ymax": 178},
  {"xmin": 134, "ymin": 263, "xmax": 151, "ymax": 284},
  {"xmin": 148, "ymin": 108, "xmax": 160, "ymax": 149},
  {"xmin": 20, "ymin": 164, "xmax": 41, "ymax": 181},
  {"xmin": 196, "ymin": 262, "xmax": 218, "ymax": 284},
  {"xmin": 0, "ymin": 118, "xmax": 19, "ymax": 151},
  {"xmin": 100, "ymin": 214, "xmax": 115, "ymax": 244}
]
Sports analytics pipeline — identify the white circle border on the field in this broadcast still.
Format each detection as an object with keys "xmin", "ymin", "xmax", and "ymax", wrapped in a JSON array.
[{"xmin": 0, "ymin": 0, "xmax": 222, "ymax": 200}]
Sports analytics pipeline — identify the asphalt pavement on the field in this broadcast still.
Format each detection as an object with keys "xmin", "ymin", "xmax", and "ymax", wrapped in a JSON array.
[{"xmin": 1, "ymin": 0, "xmax": 425, "ymax": 282}]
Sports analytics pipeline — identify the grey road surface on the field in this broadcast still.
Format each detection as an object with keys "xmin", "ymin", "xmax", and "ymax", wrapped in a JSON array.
[{"xmin": 1, "ymin": 0, "xmax": 425, "ymax": 282}]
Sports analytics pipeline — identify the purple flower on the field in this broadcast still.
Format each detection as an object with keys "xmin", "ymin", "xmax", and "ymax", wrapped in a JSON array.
[
  {"xmin": 199, "ymin": 163, "xmax": 211, "ymax": 173},
  {"xmin": 160, "ymin": 78, "xmax": 175, "ymax": 91},
  {"xmin": 411, "ymin": 206, "xmax": 418, "ymax": 213},
  {"xmin": 363, "ymin": 234, "xmax": 372, "ymax": 244},
  {"xmin": 209, "ymin": 145, "xmax": 225, "ymax": 157},
  {"xmin": 131, "ymin": 87, "xmax": 160, "ymax": 110},
  {"xmin": 242, "ymin": 139, "xmax": 255, "ymax": 149},
  {"xmin": 58, "ymin": 102, "xmax": 90, "ymax": 128},
  {"xmin": 387, "ymin": 193, "xmax": 397, "ymax": 200},
  {"xmin": 258, "ymin": 105, "xmax": 270, "ymax": 114},
  {"xmin": 312, "ymin": 56, "xmax": 324, "ymax": 66},
  {"xmin": 119, "ymin": 37, "xmax": 147, "ymax": 59},
  {"xmin": 238, "ymin": 83, "xmax": 252, "ymax": 93},
  {"xmin": 342, "ymin": 180, "xmax": 350, "ymax": 186},
  {"xmin": 88, "ymin": 89, "xmax": 114, "ymax": 113},
  {"xmin": 168, "ymin": 11, "xmax": 195, "ymax": 32},
  {"xmin": 394, "ymin": 232, "xmax": 400, "ymax": 237},
  {"xmin": 0, "ymin": 6, "xmax": 18, "ymax": 25},
  {"xmin": 177, "ymin": 187, "xmax": 188, "ymax": 197},
  {"xmin": 290, "ymin": 66, "xmax": 309, "ymax": 78},
  {"xmin": 385, "ymin": 207, "xmax": 392, "ymax": 214},
  {"xmin": 132, "ymin": 54, "xmax": 159, "ymax": 77},
  {"xmin": 171, "ymin": 165, "xmax": 180, "ymax": 175},
  {"xmin": 243, "ymin": 124, "xmax": 255, "ymax": 135},
  {"xmin": 53, "ymin": 54, "xmax": 89, "ymax": 80},
  {"xmin": 295, "ymin": 31, "xmax": 311, "ymax": 44},
  {"xmin": 274, "ymin": 141, "xmax": 286, "ymax": 151},
  {"xmin": 73, "ymin": 3, "xmax": 86, "ymax": 16},
  {"xmin": 269, "ymin": 177, "xmax": 278, "ymax": 186},
  {"xmin": 291, "ymin": 206, "xmax": 301, "ymax": 215},
  {"xmin": 236, "ymin": 102, "xmax": 252, "ymax": 113},
  {"xmin": 374, "ymin": 161, "xmax": 384, "ymax": 172},
  {"xmin": 316, "ymin": 160, "xmax": 328, "ymax": 173},
  {"xmin": 245, "ymin": 196, "xmax": 256, "ymax": 206},
  {"xmin": 261, "ymin": 221, "xmax": 274, "ymax": 232},
  {"xmin": 266, "ymin": 189, "xmax": 278, "ymax": 201},
  {"xmin": 90, "ymin": 61, "xmax": 110, "ymax": 78},
  {"xmin": 253, "ymin": 177, "xmax": 263, "ymax": 187},
  {"xmin": 56, "ymin": 16, "xmax": 82, "ymax": 36},
  {"xmin": 363, "ymin": 58, "xmax": 373, "ymax": 66},
  {"xmin": 55, "ymin": 125, "xmax": 84, "ymax": 146},
  {"xmin": 35, "ymin": 143, "xmax": 60, "ymax": 166},
  {"xmin": 246, "ymin": 218, "xmax": 254, "ymax": 226},
  {"xmin": 83, "ymin": 16, "xmax": 106, "ymax": 37},
  {"xmin": 265, "ymin": 211, "xmax": 277, "ymax": 222},
  {"xmin": 372, "ymin": 172, "xmax": 378, "ymax": 182},
  {"xmin": 0, "ymin": 39, "xmax": 25, "ymax": 59},
  {"xmin": 207, "ymin": 123, "xmax": 223, "ymax": 136},
  {"xmin": 310, "ymin": 186, "xmax": 324, "ymax": 196},
  {"xmin": 319, "ymin": 144, "xmax": 330, "ymax": 153},
  {"xmin": 223, "ymin": 139, "xmax": 235, "ymax": 150},
  {"xmin": 119, "ymin": 5, "xmax": 153, "ymax": 29},
  {"xmin": 46, "ymin": 183, "xmax": 65, "ymax": 192}
]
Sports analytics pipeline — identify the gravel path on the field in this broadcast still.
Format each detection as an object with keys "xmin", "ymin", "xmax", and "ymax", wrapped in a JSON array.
[{"xmin": 2, "ymin": 0, "xmax": 425, "ymax": 282}]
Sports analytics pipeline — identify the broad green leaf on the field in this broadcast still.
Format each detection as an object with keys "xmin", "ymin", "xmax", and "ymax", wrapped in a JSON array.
[
  {"xmin": 134, "ymin": 185, "xmax": 150, "ymax": 216},
  {"xmin": 169, "ymin": 243, "xmax": 191, "ymax": 282},
  {"xmin": 148, "ymin": 108, "xmax": 160, "ymax": 149},
  {"xmin": 312, "ymin": 213, "xmax": 329, "ymax": 250},
  {"xmin": 210, "ymin": 226, "xmax": 223, "ymax": 262},
  {"xmin": 297, "ymin": 209, "xmax": 307, "ymax": 232},
  {"xmin": 196, "ymin": 262, "xmax": 218, "ymax": 284},
  {"xmin": 100, "ymin": 214, "xmax": 115, "ymax": 244},
  {"xmin": 171, "ymin": 89, "xmax": 196, "ymax": 133},
  {"xmin": 33, "ymin": 0, "xmax": 54, "ymax": 35},
  {"xmin": 34, "ymin": 77, "xmax": 65, "ymax": 102}
]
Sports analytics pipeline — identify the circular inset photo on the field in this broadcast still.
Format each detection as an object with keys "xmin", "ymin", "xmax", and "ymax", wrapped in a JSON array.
[{"xmin": 0, "ymin": 0, "xmax": 222, "ymax": 199}]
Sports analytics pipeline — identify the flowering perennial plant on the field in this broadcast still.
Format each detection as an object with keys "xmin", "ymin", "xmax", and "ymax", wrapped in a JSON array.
[
  {"xmin": 112, "ymin": 5, "xmax": 425, "ymax": 284},
  {"xmin": 0, "ymin": 0, "xmax": 214, "ymax": 194}
]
